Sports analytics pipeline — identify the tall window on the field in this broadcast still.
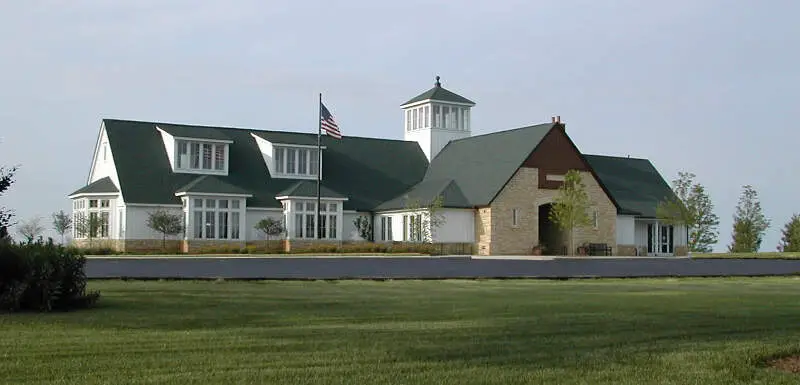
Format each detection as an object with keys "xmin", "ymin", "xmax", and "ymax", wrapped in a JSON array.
[
  {"xmin": 424, "ymin": 106, "xmax": 430, "ymax": 128},
  {"xmin": 73, "ymin": 198, "xmax": 111, "ymax": 239},
  {"xmin": 175, "ymin": 139, "xmax": 228, "ymax": 173},
  {"xmin": 191, "ymin": 198, "xmax": 243, "ymax": 239},
  {"xmin": 433, "ymin": 105, "xmax": 441, "ymax": 127},
  {"xmin": 406, "ymin": 110, "xmax": 412, "ymax": 131},
  {"xmin": 512, "ymin": 208, "xmax": 521, "ymax": 228},
  {"xmin": 412, "ymin": 109, "xmax": 418, "ymax": 130},
  {"xmin": 381, "ymin": 217, "xmax": 393, "ymax": 241},
  {"xmin": 273, "ymin": 147, "xmax": 320, "ymax": 178},
  {"xmin": 291, "ymin": 200, "xmax": 340, "ymax": 239},
  {"xmin": 403, "ymin": 213, "xmax": 423, "ymax": 242}
]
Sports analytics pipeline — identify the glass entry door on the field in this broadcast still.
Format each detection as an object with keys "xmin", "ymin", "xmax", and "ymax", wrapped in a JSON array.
[{"xmin": 647, "ymin": 223, "xmax": 674, "ymax": 256}]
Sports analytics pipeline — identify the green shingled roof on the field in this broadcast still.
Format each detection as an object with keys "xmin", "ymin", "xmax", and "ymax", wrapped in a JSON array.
[
  {"xmin": 277, "ymin": 181, "xmax": 347, "ymax": 199},
  {"xmin": 99, "ymin": 119, "xmax": 428, "ymax": 210},
  {"xmin": 583, "ymin": 154, "xmax": 677, "ymax": 218},
  {"xmin": 401, "ymin": 123, "xmax": 554, "ymax": 208},
  {"xmin": 375, "ymin": 179, "xmax": 471, "ymax": 210},
  {"xmin": 175, "ymin": 175, "xmax": 252, "ymax": 196},
  {"xmin": 68, "ymin": 177, "xmax": 118, "ymax": 196},
  {"xmin": 402, "ymin": 78, "xmax": 475, "ymax": 106}
]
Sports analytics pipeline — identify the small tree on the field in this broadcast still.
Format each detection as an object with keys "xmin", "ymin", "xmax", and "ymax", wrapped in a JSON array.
[
  {"xmin": 52, "ymin": 210, "xmax": 73, "ymax": 244},
  {"xmin": 404, "ymin": 194, "xmax": 446, "ymax": 243},
  {"xmin": 777, "ymin": 214, "xmax": 800, "ymax": 252},
  {"xmin": 146, "ymin": 209, "xmax": 184, "ymax": 250},
  {"xmin": 17, "ymin": 217, "xmax": 45, "ymax": 243},
  {"xmin": 549, "ymin": 170, "xmax": 592, "ymax": 256},
  {"xmin": 353, "ymin": 215, "xmax": 373, "ymax": 241},
  {"xmin": 255, "ymin": 217, "xmax": 285, "ymax": 251},
  {"xmin": 728, "ymin": 185, "xmax": 770, "ymax": 253},
  {"xmin": 656, "ymin": 172, "xmax": 720, "ymax": 252},
  {"xmin": 0, "ymin": 165, "xmax": 19, "ymax": 241}
]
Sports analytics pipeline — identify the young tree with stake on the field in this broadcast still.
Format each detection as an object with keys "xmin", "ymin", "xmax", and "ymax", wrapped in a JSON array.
[{"xmin": 549, "ymin": 170, "xmax": 592, "ymax": 256}]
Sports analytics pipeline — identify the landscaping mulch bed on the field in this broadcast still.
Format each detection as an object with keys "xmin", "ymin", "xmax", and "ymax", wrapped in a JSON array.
[{"xmin": 767, "ymin": 355, "xmax": 800, "ymax": 373}]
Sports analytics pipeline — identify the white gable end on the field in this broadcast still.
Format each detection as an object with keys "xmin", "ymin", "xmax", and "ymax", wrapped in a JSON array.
[{"xmin": 87, "ymin": 122, "xmax": 122, "ymax": 197}]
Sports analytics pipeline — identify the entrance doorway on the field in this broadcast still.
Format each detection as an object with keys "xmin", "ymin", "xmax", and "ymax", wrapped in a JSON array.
[
  {"xmin": 538, "ymin": 203, "xmax": 562, "ymax": 255},
  {"xmin": 646, "ymin": 223, "xmax": 674, "ymax": 255}
]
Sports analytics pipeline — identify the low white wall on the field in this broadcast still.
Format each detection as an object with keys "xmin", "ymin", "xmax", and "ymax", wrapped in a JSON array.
[
  {"xmin": 374, "ymin": 209, "xmax": 475, "ymax": 243},
  {"xmin": 616, "ymin": 215, "xmax": 636, "ymax": 245},
  {"xmin": 124, "ymin": 205, "xmax": 183, "ymax": 240},
  {"xmin": 246, "ymin": 209, "xmax": 284, "ymax": 242}
]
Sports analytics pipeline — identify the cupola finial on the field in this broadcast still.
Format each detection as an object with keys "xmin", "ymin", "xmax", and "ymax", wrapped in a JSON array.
[{"xmin": 435, "ymin": 75, "xmax": 441, "ymax": 87}]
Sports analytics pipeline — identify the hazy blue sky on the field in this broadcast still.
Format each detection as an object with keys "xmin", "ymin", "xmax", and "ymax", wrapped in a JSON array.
[{"xmin": 1, "ymin": 1, "xmax": 798, "ymax": 251}]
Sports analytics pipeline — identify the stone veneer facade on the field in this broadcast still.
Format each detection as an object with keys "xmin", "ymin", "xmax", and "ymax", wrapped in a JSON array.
[{"xmin": 475, "ymin": 168, "xmax": 617, "ymax": 256}]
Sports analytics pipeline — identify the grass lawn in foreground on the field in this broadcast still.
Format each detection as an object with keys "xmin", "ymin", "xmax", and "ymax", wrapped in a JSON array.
[
  {"xmin": 693, "ymin": 252, "xmax": 800, "ymax": 259},
  {"xmin": 2, "ymin": 278, "xmax": 799, "ymax": 384}
]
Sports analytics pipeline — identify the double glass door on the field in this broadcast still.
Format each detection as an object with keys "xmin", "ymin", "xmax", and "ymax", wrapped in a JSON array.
[{"xmin": 647, "ymin": 223, "xmax": 674, "ymax": 255}]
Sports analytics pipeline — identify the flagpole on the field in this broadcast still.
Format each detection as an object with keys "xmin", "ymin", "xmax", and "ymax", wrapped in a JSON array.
[{"xmin": 316, "ymin": 93, "xmax": 322, "ymax": 240}]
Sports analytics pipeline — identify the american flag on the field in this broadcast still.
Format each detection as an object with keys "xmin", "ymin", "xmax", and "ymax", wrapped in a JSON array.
[{"xmin": 319, "ymin": 102, "xmax": 342, "ymax": 139}]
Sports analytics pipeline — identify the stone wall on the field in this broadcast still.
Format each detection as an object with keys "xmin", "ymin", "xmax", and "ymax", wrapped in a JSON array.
[
  {"xmin": 487, "ymin": 168, "xmax": 617, "ymax": 255},
  {"xmin": 474, "ymin": 207, "xmax": 492, "ymax": 255},
  {"xmin": 616, "ymin": 244, "xmax": 637, "ymax": 256},
  {"xmin": 184, "ymin": 240, "xmax": 246, "ymax": 253}
]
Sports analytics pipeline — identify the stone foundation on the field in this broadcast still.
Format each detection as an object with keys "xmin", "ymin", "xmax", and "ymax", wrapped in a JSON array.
[
  {"xmin": 617, "ymin": 244, "xmax": 637, "ymax": 256},
  {"xmin": 183, "ymin": 240, "xmax": 247, "ymax": 253}
]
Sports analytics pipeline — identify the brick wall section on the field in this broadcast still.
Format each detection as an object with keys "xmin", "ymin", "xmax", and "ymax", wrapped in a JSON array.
[
  {"xmin": 474, "ymin": 207, "xmax": 492, "ymax": 255},
  {"xmin": 488, "ymin": 168, "xmax": 617, "ymax": 255}
]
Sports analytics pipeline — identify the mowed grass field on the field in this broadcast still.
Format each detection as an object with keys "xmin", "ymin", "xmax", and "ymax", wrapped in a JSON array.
[{"xmin": 2, "ymin": 278, "xmax": 799, "ymax": 384}]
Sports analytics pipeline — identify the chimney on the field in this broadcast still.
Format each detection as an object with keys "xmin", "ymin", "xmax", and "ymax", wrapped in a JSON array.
[
  {"xmin": 556, "ymin": 115, "xmax": 561, "ymax": 123},
  {"xmin": 551, "ymin": 116, "xmax": 556, "ymax": 123}
]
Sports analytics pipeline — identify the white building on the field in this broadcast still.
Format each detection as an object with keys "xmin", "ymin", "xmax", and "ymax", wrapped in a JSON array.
[{"xmin": 68, "ymin": 77, "xmax": 687, "ymax": 255}]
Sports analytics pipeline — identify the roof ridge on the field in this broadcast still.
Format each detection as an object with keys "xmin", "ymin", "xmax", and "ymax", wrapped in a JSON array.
[
  {"xmin": 106, "ymin": 118, "xmax": 417, "ymax": 144},
  {"xmin": 583, "ymin": 153, "xmax": 651, "ymax": 162},
  {"xmin": 449, "ymin": 122, "xmax": 555, "ymax": 144}
]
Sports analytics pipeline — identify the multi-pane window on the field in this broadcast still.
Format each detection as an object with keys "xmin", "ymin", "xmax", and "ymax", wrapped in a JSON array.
[
  {"xmin": 191, "ymin": 198, "xmax": 243, "ymax": 239},
  {"xmin": 273, "ymin": 147, "xmax": 320, "ymax": 178},
  {"xmin": 175, "ymin": 139, "xmax": 228, "ymax": 173},
  {"xmin": 291, "ymin": 200, "xmax": 339, "ymax": 239},
  {"xmin": 72, "ymin": 198, "xmax": 111, "ymax": 239},
  {"xmin": 403, "ymin": 213, "xmax": 423, "ymax": 242}
]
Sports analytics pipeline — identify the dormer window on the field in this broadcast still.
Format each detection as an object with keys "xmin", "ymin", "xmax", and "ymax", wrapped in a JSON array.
[
  {"xmin": 174, "ymin": 139, "xmax": 230, "ymax": 175},
  {"xmin": 273, "ymin": 146, "xmax": 319, "ymax": 179}
]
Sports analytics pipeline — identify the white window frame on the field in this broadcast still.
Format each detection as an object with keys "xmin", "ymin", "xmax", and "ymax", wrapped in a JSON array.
[
  {"xmin": 188, "ymin": 197, "xmax": 245, "ymax": 240},
  {"xmin": 402, "ymin": 213, "xmax": 424, "ymax": 242},
  {"xmin": 174, "ymin": 138, "xmax": 230, "ymax": 175},
  {"xmin": 380, "ymin": 216, "xmax": 393, "ymax": 241},
  {"xmin": 280, "ymin": 198, "xmax": 343, "ymax": 240},
  {"xmin": 271, "ymin": 145, "xmax": 322, "ymax": 180},
  {"xmin": 72, "ymin": 197, "xmax": 112, "ymax": 239}
]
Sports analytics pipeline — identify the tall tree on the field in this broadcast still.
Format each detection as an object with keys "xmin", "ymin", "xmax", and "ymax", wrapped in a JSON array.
[
  {"xmin": 549, "ymin": 170, "xmax": 592, "ymax": 256},
  {"xmin": 656, "ymin": 172, "xmax": 720, "ymax": 252},
  {"xmin": 728, "ymin": 185, "xmax": 770, "ymax": 253},
  {"xmin": 146, "ymin": 209, "xmax": 184, "ymax": 250},
  {"xmin": 777, "ymin": 213, "xmax": 800, "ymax": 252},
  {"xmin": 52, "ymin": 210, "xmax": 73, "ymax": 244},
  {"xmin": 17, "ymin": 217, "xmax": 44, "ymax": 243},
  {"xmin": 254, "ymin": 217, "xmax": 285, "ymax": 251},
  {"xmin": 0, "ymin": 165, "xmax": 18, "ymax": 241}
]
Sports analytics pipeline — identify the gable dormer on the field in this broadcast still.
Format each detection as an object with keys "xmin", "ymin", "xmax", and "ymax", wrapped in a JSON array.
[
  {"xmin": 157, "ymin": 126, "xmax": 232, "ymax": 175},
  {"xmin": 251, "ymin": 133, "xmax": 326, "ymax": 180}
]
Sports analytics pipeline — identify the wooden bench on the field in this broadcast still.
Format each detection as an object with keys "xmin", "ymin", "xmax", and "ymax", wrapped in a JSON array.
[{"xmin": 587, "ymin": 243, "xmax": 612, "ymax": 256}]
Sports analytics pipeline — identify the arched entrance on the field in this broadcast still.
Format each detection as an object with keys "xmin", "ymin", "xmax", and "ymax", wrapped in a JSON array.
[{"xmin": 538, "ymin": 203, "xmax": 563, "ymax": 255}]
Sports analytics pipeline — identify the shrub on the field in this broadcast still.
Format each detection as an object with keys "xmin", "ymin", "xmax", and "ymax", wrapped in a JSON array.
[{"xmin": 0, "ymin": 239, "xmax": 100, "ymax": 312}]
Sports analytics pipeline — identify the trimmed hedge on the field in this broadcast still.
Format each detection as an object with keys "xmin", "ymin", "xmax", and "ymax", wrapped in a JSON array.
[{"xmin": 0, "ymin": 239, "xmax": 100, "ymax": 312}]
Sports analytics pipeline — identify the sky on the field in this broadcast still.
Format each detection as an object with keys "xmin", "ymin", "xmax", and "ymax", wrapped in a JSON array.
[{"xmin": 1, "ymin": 0, "xmax": 798, "ymax": 252}]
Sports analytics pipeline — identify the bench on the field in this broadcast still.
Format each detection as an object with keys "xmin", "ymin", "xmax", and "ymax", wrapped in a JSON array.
[{"xmin": 587, "ymin": 243, "xmax": 612, "ymax": 256}]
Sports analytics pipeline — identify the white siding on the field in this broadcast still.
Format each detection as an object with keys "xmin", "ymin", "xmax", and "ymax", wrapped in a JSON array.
[
  {"xmin": 432, "ymin": 209, "xmax": 474, "ymax": 242},
  {"xmin": 87, "ymin": 124, "xmax": 122, "ymax": 191},
  {"xmin": 125, "ymin": 205, "xmax": 183, "ymax": 240},
  {"xmin": 251, "ymin": 134, "xmax": 275, "ymax": 175},
  {"xmin": 404, "ymin": 129, "xmax": 431, "ymax": 161},
  {"xmin": 344, "ymin": 211, "xmax": 369, "ymax": 241},
  {"xmin": 246, "ymin": 209, "xmax": 284, "ymax": 242},
  {"xmin": 429, "ymin": 130, "xmax": 470, "ymax": 162},
  {"xmin": 634, "ymin": 220, "xmax": 649, "ymax": 248},
  {"xmin": 157, "ymin": 127, "xmax": 176, "ymax": 170},
  {"xmin": 374, "ymin": 209, "xmax": 475, "ymax": 243},
  {"xmin": 616, "ymin": 215, "xmax": 636, "ymax": 245}
]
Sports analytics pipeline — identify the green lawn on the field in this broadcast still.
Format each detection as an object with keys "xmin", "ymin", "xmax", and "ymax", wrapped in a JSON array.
[{"xmin": 2, "ymin": 278, "xmax": 799, "ymax": 384}]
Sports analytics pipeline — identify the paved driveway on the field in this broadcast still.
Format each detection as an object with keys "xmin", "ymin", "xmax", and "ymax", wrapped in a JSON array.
[{"xmin": 85, "ymin": 256, "xmax": 800, "ymax": 279}]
